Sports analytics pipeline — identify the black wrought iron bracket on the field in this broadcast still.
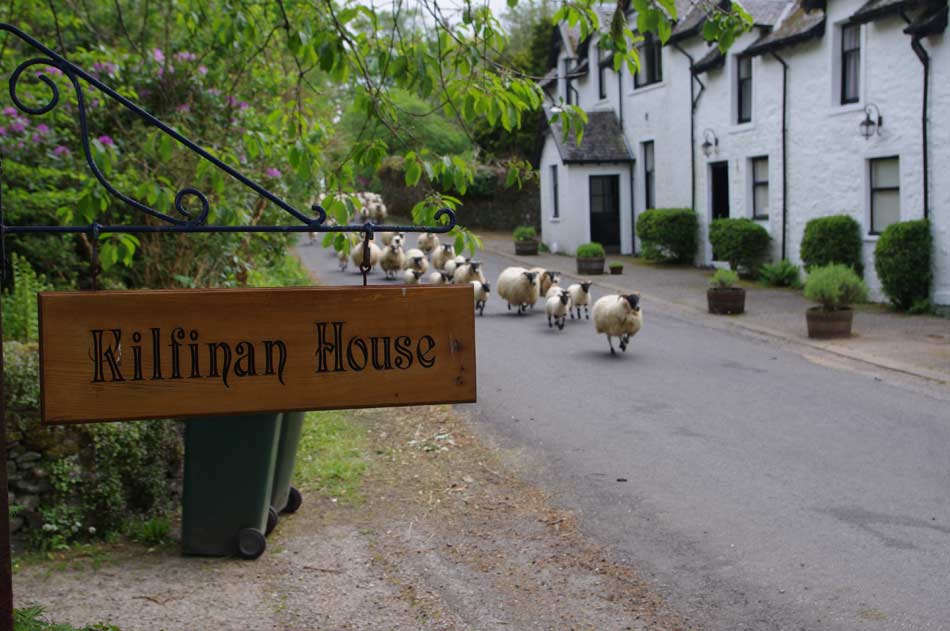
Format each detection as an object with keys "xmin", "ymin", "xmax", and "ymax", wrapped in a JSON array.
[{"xmin": 0, "ymin": 23, "xmax": 456, "ymax": 239}]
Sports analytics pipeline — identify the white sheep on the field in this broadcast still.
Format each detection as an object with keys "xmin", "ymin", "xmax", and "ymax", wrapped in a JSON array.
[
  {"xmin": 404, "ymin": 248, "xmax": 429, "ymax": 274},
  {"xmin": 592, "ymin": 293, "xmax": 643, "ymax": 355},
  {"xmin": 496, "ymin": 266, "xmax": 540, "ymax": 315},
  {"xmin": 472, "ymin": 280, "xmax": 490, "ymax": 316},
  {"xmin": 545, "ymin": 289, "xmax": 571, "ymax": 330},
  {"xmin": 567, "ymin": 281, "xmax": 593, "ymax": 320},
  {"xmin": 379, "ymin": 231, "xmax": 404, "ymax": 246},
  {"xmin": 453, "ymin": 260, "xmax": 486, "ymax": 285},
  {"xmin": 350, "ymin": 240, "xmax": 381, "ymax": 272},
  {"xmin": 529, "ymin": 269, "xmax": 561, "ymax": 297},
  {"xmin": 403, "ymin": 269, "xmax": 424, "ymax": 284},
  {"xmin": 380, "ymin": 240, "xmax": 406, "ymax": 280},
  {"xmin": 431, "ymin": 244, "xmax": 455, "ymax": 271},
  {"xmin": 445, "ymin": 255, "xmax": 468, "ymax": 277},
  {"xmin": 417, "ymin": 232, "xmax": 440, "ymax": 257},
  {"xmin": 426, "ymin": 270, "xmax": 449, "ymax": 284}
]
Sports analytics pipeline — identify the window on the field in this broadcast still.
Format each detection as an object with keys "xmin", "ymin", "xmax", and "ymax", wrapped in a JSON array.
[
  {"xmin": 643, "ymin": 141, "xmax": 655, "ymax": 210},
  {"xmin": 737, "ymin": 57, "xmax": 752, "ymax": 123},
  {"xmin": 869, "ymin": 157, "xmax": 899, "ymax": 234},
  {"xmin": 751, "ymin": 157, "xmax": 769, "ymax": 219},
  {"xmin": 598, "ymin": 46, "xmax": 611, "ymax": 100},
  {"xmin": 841, "ymin": 24, "xmax": 860, "ymax": 104},
  {"xmin": 551, "ymin": 164, "xmax": 559, "ymax": 219},
  {"xmin": 634, "ymin": 33, "xmax": 662, "ymax": 88},
  {"xmin": 563, "ymin": 58, "xmax": 573, "ymax": 105}
]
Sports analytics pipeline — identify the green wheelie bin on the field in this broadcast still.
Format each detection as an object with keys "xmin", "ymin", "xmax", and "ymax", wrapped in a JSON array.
[
  {"xmin": 270, "ymin": 410, "xmax": 305, "ymax": 519},
  {"xmin": 181, "ymin": 413, "xmax": 283, "ymax": 560}
]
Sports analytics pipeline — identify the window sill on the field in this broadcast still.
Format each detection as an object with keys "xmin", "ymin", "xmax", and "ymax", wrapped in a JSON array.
[
  {"xmin": 549, "ymin": 218, "xmax": 561, "ymax": 223},
  {"xmin": 728, "ymin": 122, "xmax": 756, "ymax": 134},
  {"xmin": 753, "ymin": 216, "xmax": 770, "ymax": 221},
  {"xmin": 863, "ymin": 233, "xmax": 880, "ymax": 242},
  {"xmin": 627, "ymin": 81, "xmax": 666, "ymax": 96},
  {"xmin": 827, "ymin": 102, "xmax": 866, "ymax": 118}
]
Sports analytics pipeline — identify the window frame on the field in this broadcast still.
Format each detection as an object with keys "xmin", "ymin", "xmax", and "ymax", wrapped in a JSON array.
[
  {"xmin": 551, "ymin": 164, "xmax": 560, "ymax": 219},
  {"xmin": 634, "ymin": 33, "xmax": 662, "ymax": 89},
  {"xmin": 840, "ymin": 23, "xmax": 861, "ymax": 105},
  {"xmin": 868, "ymin": 156, "xmax": 900, "ymax": 235},
  {"xmin": 598, "ymin": 46, "xmax": 612, "ymax": 100},
  {"xmin": 563, "ymin": 57, "xmax": 573, "ymax": 105},
  {"xmin": 750, "ymin": 156, "xmax": 769, "ymax": 220},
  {"xmin": 642, "ymin": 141, "xmax": 655, "ymax": 211},
  {"xmin": 737, "ymin": 56, "xmax": 752, "ymax": 124}
]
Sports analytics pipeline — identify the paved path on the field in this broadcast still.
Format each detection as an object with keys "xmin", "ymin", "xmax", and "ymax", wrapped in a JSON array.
[{"xmin": 298, "ymin": 240, "xmax": 950, "ymax": 630}]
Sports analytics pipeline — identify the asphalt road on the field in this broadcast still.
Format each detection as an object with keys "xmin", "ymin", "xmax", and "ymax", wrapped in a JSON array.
[{"xmin": 298, "ymin": 242, "xmax": 950, "ymax": 630}]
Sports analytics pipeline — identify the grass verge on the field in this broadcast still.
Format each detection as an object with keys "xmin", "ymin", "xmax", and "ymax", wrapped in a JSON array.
[
  {"xmin": 14, "ymin": 606, "xmax": 119, "ymax": 631},
  {"xmin": 294, "ymin": 411, "xmax": 368, "ymax": 502}
]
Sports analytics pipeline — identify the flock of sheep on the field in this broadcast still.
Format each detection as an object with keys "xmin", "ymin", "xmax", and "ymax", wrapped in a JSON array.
[{"xmin": 333, "ymin": 229, "xmax": 644, "ymax": 356}]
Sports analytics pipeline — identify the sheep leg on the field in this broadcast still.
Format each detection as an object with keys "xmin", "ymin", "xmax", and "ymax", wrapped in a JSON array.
[
  {"xmin": 607, "ymin": 335, "xmax": 616, "ymax": 355},
  {"xmin": 585, "ymin": 305, "xmax": 590, "ymax": 319},
  {"xmin": 507, "ymin": 302, "xmax": 511, "ymax": 311},
  {"xmin": 557, "ymin": 317, "xmax": 565, "ymax": 330},
  {"xmin": 547, "ymin": 314, "xmax": 552, "ymax": 328},
  {"xmin": 620, "ymin": 334, "xmax": 630, "ymax": 352}
]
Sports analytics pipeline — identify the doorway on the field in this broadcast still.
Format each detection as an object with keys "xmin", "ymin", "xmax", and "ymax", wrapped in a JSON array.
[
  {"xmin": 589, "ymin": 175, "xmax": 621, "ymax": 252},
  {"xmin": 710, "ymin": 161, "xmax": 730, "ymax": 221}
]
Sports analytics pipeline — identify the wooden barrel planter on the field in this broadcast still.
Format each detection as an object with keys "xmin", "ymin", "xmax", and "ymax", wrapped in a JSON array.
[
  {"xmin": 514, "ymin": 240, "xmax": 539, "ymax": 255},
  {"xmin": 806, "ymin": 307, "xmax": 853, "ymax": 338},
  {"xmin": 707, "ymin": 287, "xmax": 746, "ymax": 314},
  {"xmin": 576, "ymin": 256, "xmax": 604, "ymax": 275}
]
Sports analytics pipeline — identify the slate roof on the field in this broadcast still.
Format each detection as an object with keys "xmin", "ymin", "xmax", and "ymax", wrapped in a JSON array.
[
  {"xmin": 692, "ymin": 45, "xmax": 726, "ymax": 73},
  {"xmin": 903, "ymin": 2, "xmax": 949, "ymax": 35},
  {"xmin": 538, "ymin": 67, "xmax": 558, "ymax": 89},
  {"xmin": 742, "ymin": 2, "xmax": 826, "ymax": 57},
  {"xmin": 849, "ymin": 0, "xmax": 918, "ymax": 23},
  {"xmin": 548, "ymin": 110, "xmax": 634, "ymax": 164},
  {"xmin": 739, "ymin": 0, "xmax": 793, "ymax": 25}
]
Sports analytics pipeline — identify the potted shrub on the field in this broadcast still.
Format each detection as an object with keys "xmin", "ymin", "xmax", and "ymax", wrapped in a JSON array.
[
  {"xmin": 803, "ymin": 263, "xmax": 868, "ymax": 338},
  {"xmin": 707, "ymin": 269, "xmax": 745, "ymax": 315},
  {"xmin": 609, "ymin": 261, "xmax": 624, "ymax": 275},
  {"xmin": 576, "ymin": 242, "xmax": 605, "ymax": 274},
  {"xmin": 513, "ymin": 226, "xmax": 539, "ymax": 255}
]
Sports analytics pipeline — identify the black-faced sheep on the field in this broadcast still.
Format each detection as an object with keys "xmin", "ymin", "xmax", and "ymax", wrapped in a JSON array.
[
  {"xmin": 428, "ymin": 270, "xmax": 453, "ymax": 284},
  {"xmin": 403, "ymin": 269, "xmax": 424, "ymax": 284},
  {"xmin": 567, "ymin": 281, "xmax": 593, "ymax": 320},
  {"xmin": 472, "ymin": 280, "xmax": 490, "ymax": 316},
  {"xmin": 453, "ymin": 260, "xmax": 486, "ymax": 285},
  {"xmin": 380, "ymin": 239, "xmax": 406, "ymax": 280},
  {"xmin": 350, "ymin": 240, "xmax": 381, "ymax": 271},
  {"xmin": 545, "ymin": 289, "xmax": 571, "ymax": 330},
  {"xmin": 404, "ymin": 248, "xmax": 429, "ymax": 274},
  {"xmin": 417, "ymin": 232, "xmax": 440, "ymax": 257},
  {"xmin": 530, "ymin": 269, "xmax": 560, "ymax": 297},
  {"xmin": 592, "ymin": 293, "xmax": 643, "ymax": 355},
  {"xmin": 496, "ymin": 267, "xmax": 540, "ymax": 315},
  {"xmin": 431, "ymin": 244, "xmax": 455, "ymax": 271}
]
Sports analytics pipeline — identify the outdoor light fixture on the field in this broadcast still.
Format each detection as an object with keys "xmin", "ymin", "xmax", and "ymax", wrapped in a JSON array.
[
  {"xmin": 859, "ymin": 103, "xmax": 883, "ymax": 139},
  {"xmin": 701, "ymin": 128, "xmax": 719, "ymax": 157}
]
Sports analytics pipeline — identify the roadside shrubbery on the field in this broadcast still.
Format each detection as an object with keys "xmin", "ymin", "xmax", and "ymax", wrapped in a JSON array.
[
  {"xmin": 800, "ymin": 215, "xmax": 863, "ymax": 274},
  {"xmin": 576, "ymin": 242, "xmax": 605, "ymax": 258},
  {"xmin": 708, "ymin": 218, "xmax": 770, "ymax": 276},
  {"xmin": 804, "ymin": 264, "xmax": 868, "ymax": 311},
  {"xmin": 14, "ymin": 606, "xmax": 120, "ymax": 631},
  {"xmin": 759, "ymin": 260, "xmax": 801, "ymax": 288},
  {"xmin": 874, "ymin": 219, "xmax": 931, "ymax": 311},
  {"xmin": 636, "ymin": 208, "xmax": 698, "ymax": 264}
]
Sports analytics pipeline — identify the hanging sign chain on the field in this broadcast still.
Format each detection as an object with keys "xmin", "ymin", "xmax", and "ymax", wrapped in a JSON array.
[{"xmin": 360, "ymin": 228, "xmax": 372, "ymax": 287}]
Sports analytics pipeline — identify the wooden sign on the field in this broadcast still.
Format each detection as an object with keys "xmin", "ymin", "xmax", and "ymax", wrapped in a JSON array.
[{"xmin": 38, "ymin": 286, "xmax": 476, "ymax": 425}]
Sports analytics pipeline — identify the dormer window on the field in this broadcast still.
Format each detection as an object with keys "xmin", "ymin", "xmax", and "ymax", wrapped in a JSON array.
[
  {"xmin": 634, "ymin": 33, "xmax": 662, "ymax": 88},
  {"xmin": 598, "ymin": 46, "xmax": 612, "ymax": 100},
  {"xmin": 841, "ymin": 24, "xmax": 860, "ymax": 104},
  {"xmin": 737, "ymin": 56, "xmax": 752, "ymax": 123},
  {"xmin": 563, "ymin": 57, "xmax": 574, "ymax": 105}
]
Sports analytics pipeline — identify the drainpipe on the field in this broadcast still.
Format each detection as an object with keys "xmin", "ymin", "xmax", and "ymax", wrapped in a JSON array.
[
  {"xmin": 901, "ymin": 11, "xmax": 930, "ymax": 220},
  {"xmin": 618, "ymin": 62, "xmax": 637, "ymax": 254},
  {"xmin": 673, "ymin": 43, "xmax": 704, "ymax": 212},
  {"xmin": 771, "ymin": 51, "xmax": 789, "ymax": 260}
]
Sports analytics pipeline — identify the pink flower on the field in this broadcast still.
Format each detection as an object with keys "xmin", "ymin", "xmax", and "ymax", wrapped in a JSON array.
[
  {"xmin": 2, "ymin": 107, "xmax": 16, "ymax": 116},
  {"xmin": 93, "ymin": 62, "xmax": 116, "ymax": 75},
  {"xmin": 0, "ymin": 127, "xmax": 6, "ymax": 136},
  {"xmin": 207, "ymin": 88, "xmax": 221, "ymax": 96},
  {"xmin": 97, "ymin": 135, "xmax": 114, "ymax": 146},
  {"xmin": 9, "ymin": 121, "xmax": 26, "ymax": 133},
  {"xmin": 239, "ymin": 101, "xmax": 249, "ymax": 110},
  {"xmin": 153, "ymin": 48, "xmax": 165, "ymax": 63},
  {"xmin": 34, "ymin": 66, "xmax": 62, "ymax": 77},
  {"xmin": 53, "ymin": 145, "xmax": 70, "ymax": 156},
  {"xmin": 265, "ymin": 168, "xmax": 282, "ymax": 179},
  {"xmin": 174, "ymin": 51, "xmax": 197, "ymax": 62},
  {"xmin": 198, "ymin": 65, "xmax": 208, "ymax": 75},
  {"xmin": 176, "ymin": 103, "xmax": 190, "ymax": 113},
  {"xmin": 227, "ymin": 95, "xmax": 238, "ymax": 107},
  {"xmin": 31, "ymin": 134, "xmax": 41, "ymax": 143},
  {"xmin": 35, "ymin": 124, "xmax": 49, "ymax": 134}
]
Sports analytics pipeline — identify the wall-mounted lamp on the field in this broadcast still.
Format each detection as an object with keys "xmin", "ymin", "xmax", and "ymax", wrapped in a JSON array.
[
  {"xmin": 859, "ymin": 103, "xmax": 883, "ymax": 139},
  {"xmin": 701, "ymin": 128, "xmax": 719, "ymax": 157}
]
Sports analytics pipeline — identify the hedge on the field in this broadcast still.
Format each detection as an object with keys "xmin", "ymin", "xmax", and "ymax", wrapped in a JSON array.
[
  {"xmin": 708, "ymin": 218, "xmax": 771, "ymax": 275},
  {"xmin": 874, "ymin": 219, "xmax": 932, "ymax": 310},
  {"xmin": 800, "ymin": 215, "xmax": 863, "ymax": 274},
  {"xmin": 636, "ymin": 208, "xmax": 698, "ymax": 264}
]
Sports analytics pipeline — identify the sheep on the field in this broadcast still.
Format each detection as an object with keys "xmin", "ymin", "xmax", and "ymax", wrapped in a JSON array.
[
  {"xmin": 530, "ymin": 269, "xmax": 561, "ymax": 296},
  {"xmin": 428, "ymin": 270, "xmax": 453, "ymax": 284},
  {"xmin": 379, "ymin": 231, "xmax": 404, "ymax": 246},
  {"xmin": 592, "ymin": 293, "xmax": 643, "ymax": 355},
  {"xmin": 380, "ymin": 240, "xmax": 406, "ymax": 280},
  {"xmin": 337, "ymin": 248, "xmax": 348, "ymax": 272},
  {"xmin": 472, "ymin": 280, "xmax": 490, "ymax": 316},
  {"xmin": 431, "ymin": 244, "xmax": 456, "ymax": 271},
  {"xmin": 496, "ymin": 266, "xmax": 540, "ymax": 314},
  {"xmin": 546, "ymin": 289, "xmax": 571, "ymax": 330},
  {"xmin": 445, "ymin": 255, "xmax": 468, "ymax": 277},
  {"xmin": 453, "ymin": 260, "xmax": 486, "ymax": 285},
  {"xmin": 417, "ymin": 232, "xmax": 440, "ymax": 257},
  {"xmin": 567, "ymin": 281, "xmax": 593, "ymax": 320},
  {"xmin": 403, "ymin": 269, "xmax": 424, "ymax": 284},
  {"xmin": 350, "ymin": 240, "xmax": 381, "ymax": 271},
  {"xmin": 404, "ymin": 248, "xmax": 429, "ymax": 274}
]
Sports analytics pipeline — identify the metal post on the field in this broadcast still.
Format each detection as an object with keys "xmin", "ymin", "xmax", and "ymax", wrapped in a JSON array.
[{"xmin": 0, "ymin": 158, "xmax": 13, "ymax": 631}]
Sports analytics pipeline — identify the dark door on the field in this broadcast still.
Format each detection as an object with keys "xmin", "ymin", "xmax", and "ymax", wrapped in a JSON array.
[
  {"xmin": 590, "ymin": 175, "xmax": 621, "ymax": 251},
  {"xmin": 710, "ymin": 161, "xmax": 730, "ymax": 220}
]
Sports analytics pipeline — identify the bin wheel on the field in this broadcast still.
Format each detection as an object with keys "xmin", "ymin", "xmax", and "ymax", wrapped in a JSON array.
[
  {"xmin": 266, "ymin": 507, "xmax": 279, "ymax": 536},
  {"xmin": 283, "ymin": 486, "xmax": 303, "ymax": 514},
  {"xmin": 237, "ymin": 528, "xmax": 266, "ymax": 560}
]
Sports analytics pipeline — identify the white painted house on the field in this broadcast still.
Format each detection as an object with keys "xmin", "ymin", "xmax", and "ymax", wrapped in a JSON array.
[{"xmin": 539, "ymin": 0, "xmax": 950, "ymax": 304}]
